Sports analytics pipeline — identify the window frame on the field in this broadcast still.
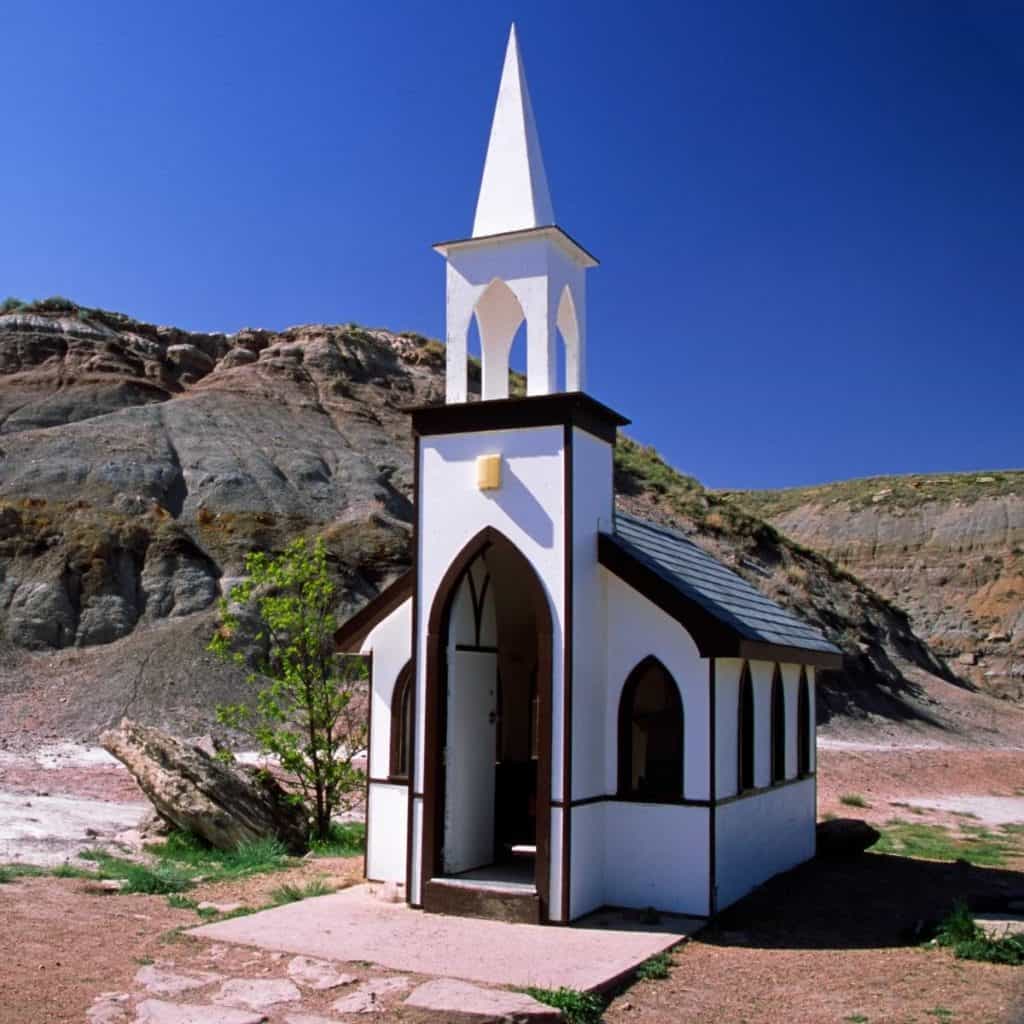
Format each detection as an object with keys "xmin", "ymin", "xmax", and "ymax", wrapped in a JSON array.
[
  {"xmin": 388, "ymin": 660, "xmax": 414, "ymax": 782},
  {"xmin": 737, "ymin": 661, "xmax": 756, "ymax": 794},
  {"xmin": 616, "ymin": 655, "xmax": 685, "ymax": 803}
]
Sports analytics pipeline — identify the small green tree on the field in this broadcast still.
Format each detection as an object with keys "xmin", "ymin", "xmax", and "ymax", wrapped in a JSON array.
[{"xmin": 208, "ymin": 537, "xmax": 367, "ymax": 840}]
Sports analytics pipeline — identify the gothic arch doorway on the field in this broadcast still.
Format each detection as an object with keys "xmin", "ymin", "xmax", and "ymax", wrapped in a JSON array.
[{"xmin": 421, "ymin": 527, "xmax": 553, "ymax": 921}]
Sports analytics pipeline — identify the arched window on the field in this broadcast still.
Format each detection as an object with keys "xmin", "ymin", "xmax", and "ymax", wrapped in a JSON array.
[
  {"xmin": 738, "ymin": 662, "xmax": 755, "ymax": 793},
  {"xmin": 618, "ymin": 657, "xmax": 683, "ymax": 801},
  {"xmin": 389, "ymin": 661, "xmax": 413, "ymax": 781},
  {"xmin": 797, "ymin": 668, "xmax": 811, "ymax": 777},
  {"xmin": 771, "ymin": 666, "xmax": 786, "ymax": 784}
]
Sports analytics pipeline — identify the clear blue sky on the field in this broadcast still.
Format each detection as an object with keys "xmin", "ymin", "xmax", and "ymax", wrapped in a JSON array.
[{"xmin": 2, "ymin": 2, "xmax": 1021, "ymax": 489}]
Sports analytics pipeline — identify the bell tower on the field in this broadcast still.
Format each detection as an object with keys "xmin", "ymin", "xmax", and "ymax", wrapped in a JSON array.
[{"xmin": 435, "ymin": 24, "xmax": 598, "ymax": 404}]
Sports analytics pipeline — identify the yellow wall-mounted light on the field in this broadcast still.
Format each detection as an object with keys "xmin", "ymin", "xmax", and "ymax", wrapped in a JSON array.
[{"xmin": 476, "ymin": 453, "xmax": 502, "ymax": 491}]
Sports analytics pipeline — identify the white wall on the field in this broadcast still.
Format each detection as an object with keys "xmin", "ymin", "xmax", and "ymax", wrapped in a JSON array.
[
  {"xmin": 605, "ymin": 803, "xmax": 710, "ymax": 916},
  {"xmin": 569, "ymin": 802, "xmax": 605, "ymax": 919},
  {"xmin": 714, "ymin": 658, "xmax": 742, "ymax": 798},
  {"xmin": 602, "ymin": 571, "xmax": 710, "ymax": 801},
  {"xmin": 570, "ymin": 429, "xmax": 613, "ymax": 801},
  {"xmin": 715, "ymin": 777, "xmax": 815, "ymax": 910},
  {"xmin": 749, "ymin": 660, "xmax": 774, "ymax": 789},
  {"xmin": 366, "ymin": 783, "xmax": 408, "ymax": 883},
  {"xmin": 363, "ymin": 599, "xmax": 412, "ymax": 781},
  {"xmin": 413, "ymin": 424, "xmax": 566, "ymax": 907}
]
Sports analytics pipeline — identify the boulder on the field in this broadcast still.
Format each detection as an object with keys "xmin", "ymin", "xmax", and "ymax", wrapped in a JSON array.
[
  {"xmin": 816, "ymin": 818, "xmax": 880, "ymax": 858},
  {"xmin": 100, "ymin": 719, "xmax": 308, "ymax": 854}
]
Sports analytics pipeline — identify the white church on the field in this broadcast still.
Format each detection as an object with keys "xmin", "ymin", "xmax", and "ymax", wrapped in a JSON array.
[{"xmin": 335, "ymin": 26, "xmax": 842, "ymax": 925}]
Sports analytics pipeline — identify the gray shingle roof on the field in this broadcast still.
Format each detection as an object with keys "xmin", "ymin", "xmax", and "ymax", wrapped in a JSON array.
[{"xmin": 608, "ymin": 512, "xmax": 841, "ymax": 657}]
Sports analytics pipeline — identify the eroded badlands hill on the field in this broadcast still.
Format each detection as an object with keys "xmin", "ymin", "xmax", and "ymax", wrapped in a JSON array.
[
  {"xmin": 727, "ymin": 475, "xmax": 1024, "ymax": 704},
  {"xmin": 0, "ymin": 299, "xmax": 1006, "ymax": 742}
]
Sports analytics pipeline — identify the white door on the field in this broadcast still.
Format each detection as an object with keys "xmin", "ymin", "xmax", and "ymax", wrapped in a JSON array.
[{"xmin": 443, "ymin": 648, "xmax": 497, "ymax": 874}]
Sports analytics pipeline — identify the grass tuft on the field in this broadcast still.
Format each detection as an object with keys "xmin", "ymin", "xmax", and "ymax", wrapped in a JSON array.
[
  {"xmin": 522, "ymin": 987, "xmax": 605, "ymax": 1024},
  {"xmin": 871, "ymin": 820, "xmax": 1019, "ymax": 867},
  {"xmin": 840, "ymin": 793, "xmax": 870, "ymax": 809},
  {"xmin": 934, "ymin": 901, "xmax": 1024, "ymax": 966},
  {"xmin": 270, "ymin": 878, "xmax": 335, "ymax": 905},
  {"xmin": 635, "ymin": 951, "xmax": 674, "ymax": 981},
  {"xmin": 308, "ymin": 822, "xmax": 365, "ymax": 857}
]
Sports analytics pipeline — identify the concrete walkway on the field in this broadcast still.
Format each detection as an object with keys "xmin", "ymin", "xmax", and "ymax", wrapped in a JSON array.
[{"xmin": 193, "ymin": 884, "xmax": 700, "ymax": 992}]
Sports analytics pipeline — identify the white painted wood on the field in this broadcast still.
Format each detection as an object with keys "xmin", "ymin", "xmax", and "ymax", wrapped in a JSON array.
[
  {"xmin": 362, "ymin": 598, "xmax": 412, "ymax": 781},
  {"xmin": 749, "ymin": 660, "xmax": 775, "ymax": 789},
  {"xmin": 780, "ymin": 663, "xmax": 801, "ymax": 780},
  {"xmin": 570, "ymin": 429, "xmax": 614, "ymax": 800},
  {"xmin": 714, "ymin": 657, "xmax": 743, "ymax": 798},
  {"xmin": 472, "ymin": 24, "xmax": 554, "ymax": 239},
  {"xmin": 715, "ymin": 778, "xmax": 815, "ymax": 910},
  {"xmin": 604, "ymin": 803, "xmax": 710, "ymax": 916},
  {"xmin": 603, "ymin": 571, "xmax": 710, "ymax": 801},
  {"xmin": 444, "ymin": 649, "xmax": 498, "ymax": 874},
  {"xmin": 568, "ymin": 802, "xmax": 605, "ymax": 919},
  {"xmin": 366, "ymin": 782, "xmax": 409, "ymax": 883}
]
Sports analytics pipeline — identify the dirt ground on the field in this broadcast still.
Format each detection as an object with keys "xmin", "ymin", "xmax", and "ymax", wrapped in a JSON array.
[{"xmin": 1, "ymin": 744, "xmax": 1023, "ymax": 1023}]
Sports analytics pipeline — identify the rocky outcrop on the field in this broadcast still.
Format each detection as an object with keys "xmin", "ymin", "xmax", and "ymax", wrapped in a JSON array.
[
  {"xmin": 0, "ymin": 299, "xmax": 1002, "ymax": 739},
  {"xmin": 727, "ymin": 475, "xmax": 1024, "ymax": 703},
  {"xmin": 100, "ymin": 718, "xmax": 308, "ymax": 853}
]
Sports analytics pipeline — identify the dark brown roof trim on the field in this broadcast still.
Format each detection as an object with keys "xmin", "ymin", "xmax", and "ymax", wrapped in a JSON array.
[
  {"xmin": 598, "ymin": 534, "xmax": 843, "ymax": 670},
  {"xmin": 407, "ymin": 392, "xmax": 630, "ymax": 446},
  {"xmin": 334, "ymin": 570, "xmax": 415, "ymax": 653}
]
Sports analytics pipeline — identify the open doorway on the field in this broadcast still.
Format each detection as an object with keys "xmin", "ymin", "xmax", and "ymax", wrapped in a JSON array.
[{"xmin": 422, "ymin": 528, "xmax": 552, "ymax": 919}]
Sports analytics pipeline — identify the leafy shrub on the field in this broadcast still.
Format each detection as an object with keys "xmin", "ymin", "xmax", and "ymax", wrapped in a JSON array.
[
  {"xmin": 840, "ymin": 793, "xmax": 869, "ymax": 808},
  {"xmin": 635, "ymin": 951, "xmax": 673, "ymax": 980}
]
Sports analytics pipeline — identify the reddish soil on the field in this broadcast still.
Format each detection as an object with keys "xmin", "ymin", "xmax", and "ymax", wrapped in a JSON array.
[{"xmin": 1, "ymin": 746, "xmax": 1023, "ymax": 1022}]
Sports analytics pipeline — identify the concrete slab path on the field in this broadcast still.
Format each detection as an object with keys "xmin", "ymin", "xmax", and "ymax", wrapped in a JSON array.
[{"xmin": 193, "ymin": 884, "xmax": 699, "ymax": 992}]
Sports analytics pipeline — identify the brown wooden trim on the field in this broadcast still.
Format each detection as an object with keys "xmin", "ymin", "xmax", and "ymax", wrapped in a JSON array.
[
  {"xmin": 708, "ymin": 657, "xmax": 717, "ymax": 917},
  {"xmin": 421, "ymin": 880, "xmax": 541, "ymax": 924},
  {"xmin": 558, "ymin": 794, "xmax": 715, "ymax": 809},
  {"xmin": 334, "ymin": 570, "xmax": 415, "ymax": 653},
  {"xmin": 715, "ymin": 771, "xmax": 814, "ymax": 808},
  {"xmin": 367, "ymin": 776, "xmax": 411, "ymax": 787},
  {"xmin": 615, "ymin": 654, "xmax": 684, "ymax": 802},
  {"xmin": 736, "ymin": 638, "xmax": 842, "ymax": 670},
  {"xmin": 421, "ymin": 525, "xmax": 553, "ymax": 923},
  {"xmin": 597, "ymin": 534, "xmax": 843, "ymax": 670},
  {"xmin": 561, "ymin": 423, "xmax": 573, "ymax": 923},
  {"xmin": 408, "ymin": 391, "xmax": 629, "ymax": 446},
  {"xmin": 389, "ymin": 660, "xmax": 414, "ymax": 781},
  {"xmin": 738, "ymin": 661, "xmax": 755, "ymax": 794},
  {"xmin": 362, "ymin": 651, "xmax": 373, "ymax": 882},
  {"xmin": 404, "ymin": 433, "xmax": 421, "ymax": 904},
  {"xmin": 770, "ymin": 663, "xmax": 785, "ymax": 785}
]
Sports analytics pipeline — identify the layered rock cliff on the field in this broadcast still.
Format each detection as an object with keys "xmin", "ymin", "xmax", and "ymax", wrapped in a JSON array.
[
  {"xmin": 726, "ymin": 475, "xmax": 1024, "ymax": 703},
  {"xmin": 0, "ymin": 298, "xmax": 1005, "ymax": 740}
]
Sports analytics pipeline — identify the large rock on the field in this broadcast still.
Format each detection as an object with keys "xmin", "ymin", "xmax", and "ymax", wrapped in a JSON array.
[
  {"xmin": 100, "ymin": 719, "xmax": 308, "ymax": 853},
  {"xmin": 816, "ymin": 817, "xmax": 880, "ymax": 858},
  {"xmin": 404, "ymin": 979, "xmax": 562, "ymax": 1022}
]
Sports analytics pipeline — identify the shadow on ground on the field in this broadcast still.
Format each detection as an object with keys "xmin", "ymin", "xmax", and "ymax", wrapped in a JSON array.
[{"xmin": 704, "ymin": 852, "xmax": 1023, "ymax": 951}]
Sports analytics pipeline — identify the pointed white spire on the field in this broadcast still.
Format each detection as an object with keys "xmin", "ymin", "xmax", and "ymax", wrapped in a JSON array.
[{"xmin": 472, "ymin": 25, "xmax": 555, "ymax": 238}]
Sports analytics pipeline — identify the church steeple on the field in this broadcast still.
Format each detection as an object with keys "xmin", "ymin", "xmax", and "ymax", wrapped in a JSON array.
[
  {"xmin": 472, "ymin": 24, "xmax": 555, "ymax": 238},
  {"xmin": 435, "ymin": 25, "xmax": 597, "ymax": 405}
]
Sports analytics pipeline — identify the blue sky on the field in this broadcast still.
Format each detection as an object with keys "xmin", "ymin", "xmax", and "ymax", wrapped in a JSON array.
[{"xmin": 2, "ymin": 2, "xmax": 1021, "ymax": 489}]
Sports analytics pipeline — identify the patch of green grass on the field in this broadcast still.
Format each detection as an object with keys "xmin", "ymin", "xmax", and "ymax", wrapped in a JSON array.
[
  {"xmin": 870, "ymin": 820, "xmax": 1019, "ymax": 867},
  {"xmin": 81, "ymin": 849, "xmax": 192, "ymax": 894},
  {"xmin": 49, "ymin": 863, "xmax": 94, "ymax": 879},
  {"xmin": 844, "ymin": 1015, "xmax": 869, "ymax": 1023},
  {"xmin": 148, "ymin": 830, "xmax": 289, "ymax": 880},
  {"xmin": 308, "ymin": 822, "xmax": 365, "ymax": 857},
  {"xmin": 840, "ymin": 793, "xmax": 870, "ymax": 809},
  {"xmin": 635, "ymin": 951, "xmax": 674, "ymax": 981},
  {"xmin": 134, "ymin": 956, "xmax": 154, "ymax": 966},
  {"xmin": 0, "ymin": 864, "xmax": 46, "ymax": 883},
  {"xmin": 522, "ymin": 987, "xmax": 605, "ymax": 1024},
  {"xmin": 1001, "ymin": 823, "xmax": 1024, "ymax": 836},
  {"xmin": 935, "ymin": 902, "xmax": 1024, "ymax": 966},
  {"xmin": 270, "ymin": 878, "xmax": 335, "ymax": 905},
  {"xmin": 926, "ymin": 1009, "xmax": 954, "ymax": 1020}
]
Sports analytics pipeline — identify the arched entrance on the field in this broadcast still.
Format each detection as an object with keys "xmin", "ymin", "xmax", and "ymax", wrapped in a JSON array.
[{"xmin": 421, "ymin": 527, "xmax": 552, "ymax": 922}]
